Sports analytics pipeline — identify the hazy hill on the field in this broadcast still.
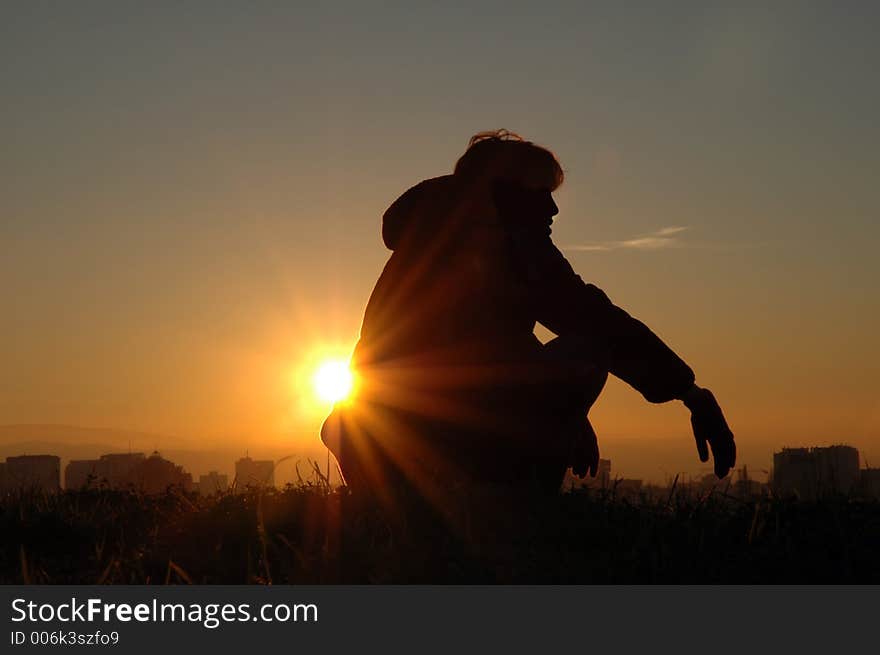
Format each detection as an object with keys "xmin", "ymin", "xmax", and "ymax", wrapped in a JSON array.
[{"xmin": 0, "ymin": 424, "xmax": 184, "ymax": 449}]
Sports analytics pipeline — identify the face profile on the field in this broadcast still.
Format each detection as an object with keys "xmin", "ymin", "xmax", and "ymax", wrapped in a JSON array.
[{"xmin": 491, "ymin": 178, "xmax": 559, "ymax": 236}]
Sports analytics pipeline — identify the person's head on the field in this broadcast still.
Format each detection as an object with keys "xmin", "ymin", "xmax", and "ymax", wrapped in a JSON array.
[
  {"xmin": 454, "ymin": 130, "xmax": 562, "ymax": 231},
  {"xmin": 453, "ymin": 129, "xmax": 564, "ymax": 192}
]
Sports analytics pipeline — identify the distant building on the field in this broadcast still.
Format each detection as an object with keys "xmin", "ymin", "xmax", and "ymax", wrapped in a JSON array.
[
  {"xmin": 98, "ymin": 453, "xmax": 147, "ymax": 487},
  {"xmin": 858, "ymin": 468, "xmax": 880, "ymax": 499},
  {"xmin": 773, "ymin": 445, "xmax": 860, "ymax": 499},
  {"xmin": 63, "ymin": 451, "xmax": 192, "ymax": 494},
  {"xmin": 3, "ymin": 455, "xmax": 61, "ymax": 493},
  {"xmin": 773, "ymin": 448, "xmax": 813, "ymax": 498},
  {"xmin": 0, "ymin": 461, "xmax": 7, "ymax": 492},
  {"xmin": 136, "ymin": 451, "xmax": 193, "ymax": 494},
  {"xmin": 65, "ymin": 459, "xmax": 100, "ymax": 489},
  {"xmin": 813, "ymin": 446, "xmax": 860, "ymax": 495},
  {"xmin": 234, "ymin": 456, "xmax": 274, "ymax": 491},
  {"xmin": 198, "ymin": 471, "xmax": 229, "ymax": 495},
  {"xmin": 63, "ymin": 453, "xmax": 145, "ymax": 490}
]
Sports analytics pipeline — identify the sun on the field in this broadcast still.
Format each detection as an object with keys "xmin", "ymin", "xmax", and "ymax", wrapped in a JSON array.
[{"xmin": 312, "ymin": 358, "xmax": 355, "ymax": 404}]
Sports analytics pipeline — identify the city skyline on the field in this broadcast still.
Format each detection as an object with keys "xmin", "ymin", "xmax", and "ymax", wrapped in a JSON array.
[
  {"xmin": 2, "ymin": 438, "xmax": 877, "ymax": 496},
  {"xmin": 1, "ymin": 417, "xmax": 877, "ymax": 487}
]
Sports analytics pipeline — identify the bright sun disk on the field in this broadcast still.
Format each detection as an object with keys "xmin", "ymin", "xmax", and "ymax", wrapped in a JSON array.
[{"xmin": 312, "ymin": 358, "xmax": 354, "ymax": 403}]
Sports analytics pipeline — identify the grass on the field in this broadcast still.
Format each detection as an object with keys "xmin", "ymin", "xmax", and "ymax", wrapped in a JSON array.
[{"xmin": 3, "ymin": 481, "xmax": 880, "ymax": 584}]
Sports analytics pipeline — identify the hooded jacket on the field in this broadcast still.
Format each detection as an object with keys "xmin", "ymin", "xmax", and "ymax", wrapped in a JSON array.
[{"xmin": 352, "ymin": 175, "xmax": 695, "ymax": 404}]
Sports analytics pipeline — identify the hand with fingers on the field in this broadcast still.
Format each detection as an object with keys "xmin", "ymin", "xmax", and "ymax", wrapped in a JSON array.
[
  {"xmin": 570, "ymin": 418, "xmax": 600, "ymax": 479},
  {"xmin": 681, "ymin": 385, "xmax": 736, "ymax": 478}
]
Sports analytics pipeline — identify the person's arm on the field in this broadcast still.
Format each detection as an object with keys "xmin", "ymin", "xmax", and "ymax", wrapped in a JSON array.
[
  {"xmin": 532, "ymin": 241, "xmax": 735, "ymax": 477},
  {"xmin": 532, "ymin": 241, "xmax": 694, "ymax": 403}
]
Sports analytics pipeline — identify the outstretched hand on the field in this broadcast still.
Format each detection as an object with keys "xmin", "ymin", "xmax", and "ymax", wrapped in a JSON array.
[
  {"xmin": 682, "ymin": 386, "xmax": 736, "ymax": 478},
  {"xmin": 570, "ymin": 419, "xmax": 600, "ymax": 479}
]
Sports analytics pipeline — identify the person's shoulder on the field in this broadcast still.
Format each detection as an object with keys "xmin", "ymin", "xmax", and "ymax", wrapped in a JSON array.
[
  {"xmin": 382, "ymin": 176, "xmax": 459, "ymax": 250},
  {"xmin": 388, "ymin": 175, "xmax": 457, "ymax": 209}
]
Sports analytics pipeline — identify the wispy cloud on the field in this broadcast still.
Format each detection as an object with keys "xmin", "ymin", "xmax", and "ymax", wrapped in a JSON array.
[{"xmin": 564, "ymin": 226, "xmax": 689, "ymax": 252}]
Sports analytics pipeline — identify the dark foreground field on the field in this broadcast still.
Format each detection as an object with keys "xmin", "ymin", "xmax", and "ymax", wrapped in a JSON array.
[{"xmin": 3, "ymin": 483, "xmax": 880, "ymax": 584}]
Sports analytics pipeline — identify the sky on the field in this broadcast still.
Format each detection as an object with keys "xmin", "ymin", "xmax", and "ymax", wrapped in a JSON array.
[{"xmin": 2, "ymin": 3, "xmax": 878, "ymax": 481}]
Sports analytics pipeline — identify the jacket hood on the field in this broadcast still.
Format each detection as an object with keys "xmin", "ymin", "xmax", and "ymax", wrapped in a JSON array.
[{"xmin": 381, "ymin": 175, "xmax": 464, "ymax": 250}]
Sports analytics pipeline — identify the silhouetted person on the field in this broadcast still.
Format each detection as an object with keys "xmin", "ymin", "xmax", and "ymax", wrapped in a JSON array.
[{"xmin": 322, "ymin": 130, "xmax": 734, "ymax": 503}]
